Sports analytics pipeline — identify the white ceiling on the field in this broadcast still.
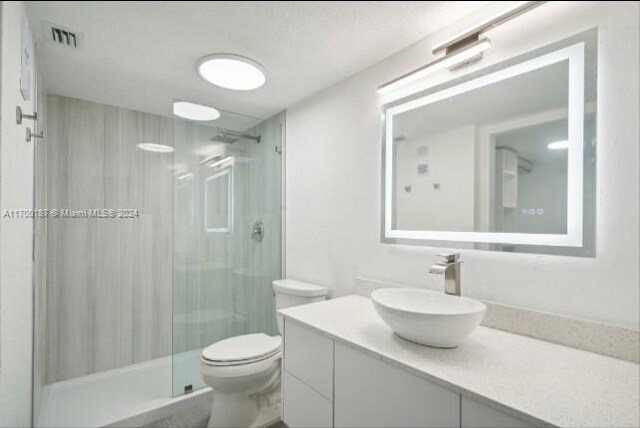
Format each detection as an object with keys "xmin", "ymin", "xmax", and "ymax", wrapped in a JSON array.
[{"xmin": 26, "ymin": 1, "xmax": 488, "ymax": 128}]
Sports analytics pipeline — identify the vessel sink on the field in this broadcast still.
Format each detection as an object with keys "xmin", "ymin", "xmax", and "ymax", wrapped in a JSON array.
[{"xmin": 371, "ymin": 288, "xmax": 486, "ymax": 348}]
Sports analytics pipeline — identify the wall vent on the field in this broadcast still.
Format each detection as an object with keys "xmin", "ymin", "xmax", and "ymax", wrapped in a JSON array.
[{"xmin": 42, "ymin": 21, "xmax": 83, "ymax": 49}]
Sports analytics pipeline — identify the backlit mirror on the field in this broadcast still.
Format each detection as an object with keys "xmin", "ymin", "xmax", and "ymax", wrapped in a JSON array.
[{"xmin": 382, "ymin": 30, "xmax": 596, "ymax": 255}]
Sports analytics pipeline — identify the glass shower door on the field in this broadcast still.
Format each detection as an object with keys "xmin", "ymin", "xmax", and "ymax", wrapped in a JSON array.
[{"xmin": 172, "ymin": 113, "xmax": 283, "ymax": 395}]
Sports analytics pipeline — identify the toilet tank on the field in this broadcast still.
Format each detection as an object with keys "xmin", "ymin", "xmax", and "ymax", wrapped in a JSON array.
[{"xmin": 273, "ymin": 279, "xmax": 329, "ymax": 333}]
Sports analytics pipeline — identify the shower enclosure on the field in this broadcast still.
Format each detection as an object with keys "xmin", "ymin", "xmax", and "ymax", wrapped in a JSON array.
[
  {"xmin": 33, "ymin": 94, "xmax": 283, "ymax": 427},
  {"xmin": 172, "ymin": 112, "xmax": 282, "ymax": 396}
]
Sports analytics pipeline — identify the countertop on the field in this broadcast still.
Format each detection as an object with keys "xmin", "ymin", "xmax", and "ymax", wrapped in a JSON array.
[{"xmin": 278, "ymin": 295, "xmax": 640, "ymax": 428}]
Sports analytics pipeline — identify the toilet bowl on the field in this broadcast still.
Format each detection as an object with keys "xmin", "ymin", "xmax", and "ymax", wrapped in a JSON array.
[
  {"xmin": 201, "ymin": 333, "xmax": 282, "ymax": 428},
  {"xmin": 201, "ymin": 279, "xmax": 329, "ymax": 428}
]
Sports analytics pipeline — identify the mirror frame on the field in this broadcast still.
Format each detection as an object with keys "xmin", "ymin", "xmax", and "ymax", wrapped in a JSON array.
[{"xmin": 381, "ymin": 30, "xmax": 597, "ymax": 253}]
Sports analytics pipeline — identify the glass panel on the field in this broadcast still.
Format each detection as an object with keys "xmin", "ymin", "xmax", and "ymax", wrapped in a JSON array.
[{"xmin": 172, "ymin": 114, "xmax": 283, "ymax": 396}]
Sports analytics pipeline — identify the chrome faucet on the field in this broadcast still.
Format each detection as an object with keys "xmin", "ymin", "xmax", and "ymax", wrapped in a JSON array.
[{"xmin": 429, "ymin": 253, "xmax": 462, "ymax": 296}]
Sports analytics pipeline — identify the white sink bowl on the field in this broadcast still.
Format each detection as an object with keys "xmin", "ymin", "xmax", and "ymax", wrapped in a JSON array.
[{"xmin": 371, "ymin": 288, "xmax": 486, "ymax": 348}]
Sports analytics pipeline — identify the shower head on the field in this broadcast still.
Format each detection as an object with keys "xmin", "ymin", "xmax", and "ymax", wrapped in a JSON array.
[
  {"xmin": 210, "ymin": 134, "xmax": 238, "ymax": 144},
  {"xmin": 210, "ymin": 129, "xmax": 261, "ymax": 144}
]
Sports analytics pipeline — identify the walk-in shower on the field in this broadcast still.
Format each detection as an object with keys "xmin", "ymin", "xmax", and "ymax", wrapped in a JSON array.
[{"xmin": 33, "ymin": 94, "xmax": 284, "ymax": 427}]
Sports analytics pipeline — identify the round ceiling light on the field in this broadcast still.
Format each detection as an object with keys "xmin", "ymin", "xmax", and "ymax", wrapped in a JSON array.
[
  {"xmin": 197, "ymin": 54, "xmax": 266, "ymax": 91},
  {"xmin": 137, "ymin": 143, "xmax": 174, "ymax": 153},
  {"xmin": 173, "ymin": 101, "xmax": 221, "ymax": 121}
]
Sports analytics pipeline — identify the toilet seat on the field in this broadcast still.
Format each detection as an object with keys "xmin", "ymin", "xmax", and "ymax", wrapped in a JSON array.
[
  {"xmin": 201, "ymin": 351, "xmax": 281, "ymax": 379},
  {"xmin": 201, "ymin": 333, "xmax": 281, "ymax": 367}
]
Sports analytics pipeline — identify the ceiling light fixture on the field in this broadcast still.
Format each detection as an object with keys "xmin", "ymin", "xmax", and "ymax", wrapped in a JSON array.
[
  {"xmin": 378, "ymin": 1, "xmax": 544, "ymax": 96},
  {"xmin": 547, "ymin": 140, "xmax": 569, "ymax": 150},
  {"xmin": 173, "ymin": 101, "xmax": 220, "ymax": 121},
  {"xmin": 137, "ymin": 143, "xmax": 174, "ymax": 153},
  {"xmin": 197, "ymin": 54, "xmax": 266, "ymax": 91}
]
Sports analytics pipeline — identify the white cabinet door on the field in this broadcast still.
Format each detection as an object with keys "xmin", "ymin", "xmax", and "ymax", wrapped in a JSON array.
[
  {"xmin": 334, "ymin": 342, "xmax": 460, "ymax": 428},
  {"xmin": 284, "ymin": 319, "xmax": 334, "ymax": 400},
  {"xmin": 283, "ymin": 371, "xmax": 333, "ymax": 428},
  {"xmin": 461, "ymin": 396, "xmax": 534, "ymax": 428}
]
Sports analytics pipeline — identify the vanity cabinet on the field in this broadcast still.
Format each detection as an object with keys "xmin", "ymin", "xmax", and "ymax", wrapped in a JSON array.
[
  {"xmin": 334, "ymin": 342, "xmax": 459, "ymax": 427},
  {"xmin": 461, "ymin": 396, "xmax": 534, "ymax": 428},
  {"xmin": 282, "ymin": 371, "xmax": 333, "ymax": 428},
  {"xmin": 282, "ymin": 320, "xmax": 334, "ymax": 427},
  {"xmin": 283, "ymin": 320, "xmax": 334, "ymax": 399},
  {"xmin": 282, "ymin": 319, "xmax": 535, "ymax": 428}
]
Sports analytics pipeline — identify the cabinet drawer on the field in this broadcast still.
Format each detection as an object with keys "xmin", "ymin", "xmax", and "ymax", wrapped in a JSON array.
[
  {"xmin": 461, "ymin": 396, "xmax": 534, "ymax": 428},
  {"xmin": 284, "ymin": 319, "xmax": 334, "ymax": 400},
  {"xmin": 334, "ymin": 342, "xmax": 459, "ymax": 428},
  {"xmin": 283, "ymin": 371, "xmax": 333, "ymax": 428}
]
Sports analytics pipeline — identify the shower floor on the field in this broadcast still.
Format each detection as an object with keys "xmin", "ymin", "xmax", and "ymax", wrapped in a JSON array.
[{"xmin": 37, "ymin": 350, "xmax": 212, "ymax": 427}]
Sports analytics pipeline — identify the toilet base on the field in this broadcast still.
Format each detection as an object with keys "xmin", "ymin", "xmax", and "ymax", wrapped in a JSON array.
[{"xmin": 207, "ymin": 386, "xmax": 280, "ymax": 428}]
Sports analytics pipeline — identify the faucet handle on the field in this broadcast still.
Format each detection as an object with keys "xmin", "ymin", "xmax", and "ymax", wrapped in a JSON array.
[{"xmin": 437, "ymin": 253, "xmax": 461, "ymax": 263}]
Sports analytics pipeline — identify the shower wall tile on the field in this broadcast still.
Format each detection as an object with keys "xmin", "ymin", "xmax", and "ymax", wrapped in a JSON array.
[
  {"xmin": 119, "ymin": 109, "xmax": 173, "ymax": 365},
  {"xmin": 46, "ymin": 96, "xmax": 120, "ymax": 382},
  {"xmin": 117, "ymin": 210, "xmax": 135, "ymax": 368},
  {"xmin": 131, "ymin": 213, "xmax": 172, "ymax": 362},
  {"xmin": 45, "ymin": 95, "xmax": 173, "ymax": 383}
]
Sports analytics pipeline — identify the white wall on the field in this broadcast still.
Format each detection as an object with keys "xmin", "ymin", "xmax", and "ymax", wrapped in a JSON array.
[
  {"xmin": 286, "ymin": 2, "xmax": 640, "ymax": 330},
  {"xmin": 0, "ymin": 1, "xmax": 35, "ymax": 426}
]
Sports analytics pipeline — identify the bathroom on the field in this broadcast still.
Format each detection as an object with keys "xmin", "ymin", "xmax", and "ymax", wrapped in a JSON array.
[{"xmin": 0, "ymin": 1, "xmax": 638, "ymax": 427}]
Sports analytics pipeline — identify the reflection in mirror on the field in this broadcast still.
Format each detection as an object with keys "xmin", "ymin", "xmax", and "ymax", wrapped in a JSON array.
[
  {"xmin": 383, "ymin": 30, "xmax": 596, "ymax": 255},
  {"xmin": 175, "ymin": 173, "xmax": 195, "ymax": 254},
  {"xmin": 493, "ymin": 119, "xmax": 568, "ymax": 235},
  {"xmin": 394, "ymin": 60, "xmax": 575, "ymax": 233},
  {"xmin": 205, "ymin": 166, "xmax": 233, "ymax": 233}
]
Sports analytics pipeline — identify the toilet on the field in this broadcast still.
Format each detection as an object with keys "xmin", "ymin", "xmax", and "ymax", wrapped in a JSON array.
[{"xmin": 201, "ymin": 279, "xmax": 329, "ymax": 428}]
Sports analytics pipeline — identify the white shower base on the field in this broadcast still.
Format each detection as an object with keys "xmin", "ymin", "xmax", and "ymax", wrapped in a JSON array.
[{"xmin": 37, "ymin": 350, "xmax": 212, "ymax": 428}]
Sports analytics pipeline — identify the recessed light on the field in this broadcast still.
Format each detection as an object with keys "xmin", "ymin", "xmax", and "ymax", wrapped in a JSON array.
[
  {"xmin": 173, "ymin": 101, "xmax": 220, "ymax": 121},
  {"xmin": 197, "ymin": 54, "xmax": 266, "ymax": 91},
  {"xmin": 137, "ymin": 143, "xmax": 174, "ymax": 153},
  {"xmin": 547, "ymin": 140, "xmax": 569, "ymax": 150}
]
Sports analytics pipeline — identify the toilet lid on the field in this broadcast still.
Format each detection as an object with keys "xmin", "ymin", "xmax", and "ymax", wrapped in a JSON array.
[
  {"xmin": 273, "ymin": 279, "xmax": 329, "ymax": 297},
  {"xmin": 202, "ymin": 333, "xmax": 281, "ymax": 363}
]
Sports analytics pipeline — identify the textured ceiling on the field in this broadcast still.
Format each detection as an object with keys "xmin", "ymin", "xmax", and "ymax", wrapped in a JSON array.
[{"xmin": 27, "ymin": 1, "xmax": 488, "ymax": 127}]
